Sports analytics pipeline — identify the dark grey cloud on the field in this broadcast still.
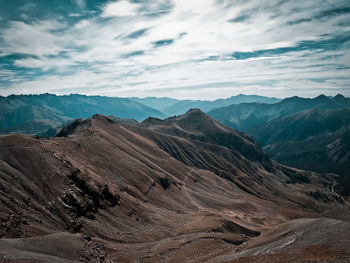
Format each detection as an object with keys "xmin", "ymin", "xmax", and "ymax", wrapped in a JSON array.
[
  {"xmin": 125, "ymin": 27, "xmax": 150, "ymax": 39},
  {"xmin": 232, "ymin": 34, "xmax": 350, "ymax": 60},
  {"xmin": 152, "ymin": 39, "xmax": 174, "ymax": 47},
  {"xmin": 228, "ymin": 14, "xmax": 250, "ymax": 23},
  {"xmin": 122, "ymin": 50, "xmax": 145, "ymax": 58},
  {"xmin": 287, "ymin": 5, "xmax": 350, "ymax": 25}
]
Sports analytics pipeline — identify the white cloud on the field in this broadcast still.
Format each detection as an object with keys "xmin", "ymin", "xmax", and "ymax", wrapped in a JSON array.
[
  {"xmin": 1, "ymin": 0, "xmax": 350, "ymax": 98},
  {"xmin": 1, "ymin": 20, "xmax": 66, "ymax": 57},
  {"xmin": 14, "ymin": 57, "xmax": 76, "ymax": 71},
  {"xmin": 102, "ymin": 1, "xmax": 140, "ymax": 17}
]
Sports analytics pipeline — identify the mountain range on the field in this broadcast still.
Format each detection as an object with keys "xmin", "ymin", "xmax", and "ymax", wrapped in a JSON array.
[
  {"xmin": 0, "ymin": 93, "xmax": 280, "ymax": 136},
  {"xmin": 1, "ymin": 93, "xmax": 349, "ymax": 181},
  {"xmin": 0, "ymin": 94, "xmax": 166, "ymax": 135},
  {"xmin": 3, "ymin": 93, "xmax": 348, "ymax": 137},
  {"xmin": 208, "ymin": 94, "xmax": 350, "ymax": 131},
  {"xmin": 131, "ymin": 94, "xmax": 281, "ymax": 116},
  {"xmin": 248, "ymin": 107, "xmax": 350, "ymax": 195},
  {"xmin": 1, "ymin": 110, "xmax": 349, "ymax": 262}
]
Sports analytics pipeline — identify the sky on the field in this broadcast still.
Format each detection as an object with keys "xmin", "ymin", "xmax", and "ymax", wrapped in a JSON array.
[{"xmin": 0, "ymin": 0, "xmax": 349, "ymax": 100}]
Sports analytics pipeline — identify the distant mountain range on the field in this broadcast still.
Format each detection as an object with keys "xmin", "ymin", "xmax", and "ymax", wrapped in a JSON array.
[
  {"xmin": 0, "ymin": 93, "xmax": 280, "ymax": 136},
  {"xmin": 208, "ymin": 94, "xmax": 350, "ymax": 131},
  {"xmin": 1, "ymin": 93, "xmax": 349, "ymax": 182},
  {"xmin": 248, "ymin": 108, "xmax": 350, "ymax": 195},
  {"xmin": 131, "ymin": 94, "xmax": 281, "ymax": 116},
  {"xmin": 206, "ymin": 94, "xmax": 349, "ymax": 183},
  {"xmin": 0, "ymin": 94, "xmax": 166, "ymax": 135},
  {"xmin": 204, "ymin": 94, "xmax": 350, "ymax": 181}
]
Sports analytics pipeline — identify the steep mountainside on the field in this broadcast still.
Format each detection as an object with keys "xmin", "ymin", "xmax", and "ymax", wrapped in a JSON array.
[
  {"xmin": 248, "ymin": 108, "xmax": 350, "ymax": 195},
  {"xmin": 0, "ymin": 94, "xmax": 166, "ymax": 135},
  {"xmin": 0, "ymin": 110, "xmax": 349, "ymax": 262},
  {"xmin": 208, "ymin": 94, "xmax": 350, "ymax": 131},
  {"xmin": 249, "ymin": 108, "xmax": 350, "ymax": 146}
]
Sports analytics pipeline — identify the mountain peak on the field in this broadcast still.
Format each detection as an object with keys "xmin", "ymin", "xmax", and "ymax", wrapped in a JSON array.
[
  {"xmin": 141, "ymin": 116, "xmax": 163, "ymax": 125},
  {"xmin": 186, "ymin": 108, "xmax": 203, "ymax": 113},
  {"xmin": 281, "ymin": 96, "xmax": 301, "ymax": 103},
  {"xmin": 92, "ymin": 114, "xmax": 114, "ymax": 123},
  {"xmin": 56, "ymin": 118, "xmax": 85, "ymax": 137},
  {"xmin": 182, "ymin": 108, "xmax": 206, "ymax": 117},
  {"xmin": 177, "ymin": 108, "xmax": 221, "ymax": 127},
  {"xmin": 140, "ymin": 109, "xmax": 271, "ymax": 167},
  {"xmin": 334, "ymin": 94, "xmax": 345, "ymax": 99},
  {"xmin": 333, "ymin": 94, "xmax": 346, "ymax": 101},
  {"xmin": 313, "ymin": 94, "xmax": 331, "ymax": 101},
  {"xmin": 332, "ymin": 94, "xmax": 350, "ymax": 107}
]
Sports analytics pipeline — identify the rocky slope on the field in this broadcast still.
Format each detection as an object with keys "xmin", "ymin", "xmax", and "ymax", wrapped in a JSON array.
[{"xmin": 0, "ymin": 110, "xmax": 349, "ymax": 262}]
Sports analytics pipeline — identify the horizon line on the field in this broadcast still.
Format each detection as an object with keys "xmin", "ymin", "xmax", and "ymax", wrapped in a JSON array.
[{"xmin": 0, "ymin": 92, "xmax": 346, "ymax": 101}]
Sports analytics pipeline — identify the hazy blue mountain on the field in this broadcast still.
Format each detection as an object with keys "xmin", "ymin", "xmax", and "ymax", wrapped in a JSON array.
[
  {"xmin": 0, "ymin": 104, "xmax": 71, "ymax": 135},
  {"xmin": 208, "ymin": 94, "xmax": 350, "ymax": 131},
  {"xmin": 130, "ymin": 94, "xmax": 281, "ymax": 116},
  {"xmin": 0, "ymin": 94, "xmax": 166, "ymax": 135},
  {"xmin": 248, "ymin": 108, "xmax": 350, "ymax": 146},
  {"xmin": 130, "ymin": 97, "xmax": 179, "ymax": 112},
  {"xmin": 160, "ymin": 94, "xmax": 281, "ymax": 116}
]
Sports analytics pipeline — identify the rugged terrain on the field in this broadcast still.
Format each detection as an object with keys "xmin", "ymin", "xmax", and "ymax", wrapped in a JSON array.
[
  {"xmin": 248, "ymin": 107, "xmax": 350, "ymax": 196},
  {"xmin": 208, "ymin": 94, "xmax": 350, "ymax": 131},
  {"xmin": 0, "ymin": 110, "xmax": 349, "ymax": 262}
]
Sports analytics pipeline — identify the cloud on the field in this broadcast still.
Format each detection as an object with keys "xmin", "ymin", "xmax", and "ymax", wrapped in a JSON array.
[
  {"xmin": 101, "ymin": 1, "xmax": 140, "ymax": 17},
  {"xmin": 75, "ymin": 0, "xmax": 86, "ymax": 9},
  {"xmin": 228, "ymin": 14, "xmax": 250, "ymax": 23},
  {"xmin": 1, "ymin": 20, "xmax": 66, "ymax": 57},
  {"xmin": 286, "ymin": 5, "xmax": 350, "ymax": 25},
  {"xmin": 122, "ymin": 50, "xmax": 145, "ymax": 58},
  {"xmin": 153, "ymin": 39, "xmax": 174, "ymax": 47},
  {"xmin": 0, "ymin": 0, "xmax": 350, "ymax": 99},
  {"xmin": 14, "ymin": 57, "xmax": 76, "ymax": 71},
  {"xmin": 232, "ymin": 34, "xmax": 350, "ymax": 60},
  {"xmin": 126, "ymin": 28, "xmax": 150, "ymax": 39}
]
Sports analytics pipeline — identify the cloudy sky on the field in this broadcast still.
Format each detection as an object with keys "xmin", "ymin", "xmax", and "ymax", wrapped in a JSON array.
[{"xmin": 0, "ymin": 0, "xmax": 349, "ymax": 99}]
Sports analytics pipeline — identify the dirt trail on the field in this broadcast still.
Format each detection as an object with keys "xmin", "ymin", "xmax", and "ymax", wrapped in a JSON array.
[{"xmin": 183, "ymin": 169, "xmax": 209, "ymax": 214}]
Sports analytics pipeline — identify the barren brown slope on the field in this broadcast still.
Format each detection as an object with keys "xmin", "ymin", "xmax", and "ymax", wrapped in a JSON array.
[{"xmin": 0, "ymin": 113, "xmax": 349, "ymax": 262}]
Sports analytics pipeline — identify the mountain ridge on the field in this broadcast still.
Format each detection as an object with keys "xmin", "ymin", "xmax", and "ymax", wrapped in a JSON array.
[
  {"xmin": 0, "ymin": 93, "xmax": 166, "ymax": 135},
  {"xmin": 130, "ymin": 94, "xmax": 281, "ymax": 115},
  {"xmin": 247, "ymin": 107, "xmax": 350, "ymax": 195},
  {"xmin": 1, "ymin": 110, "xmax": 349, "ymax": 262},
  {"xmin": 208, "ymin": 94, "xmax": 350, "ymax": 131},
  {"xmin": 1, "ymin": 93, "xmax": 348, "ymax": 137}
]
